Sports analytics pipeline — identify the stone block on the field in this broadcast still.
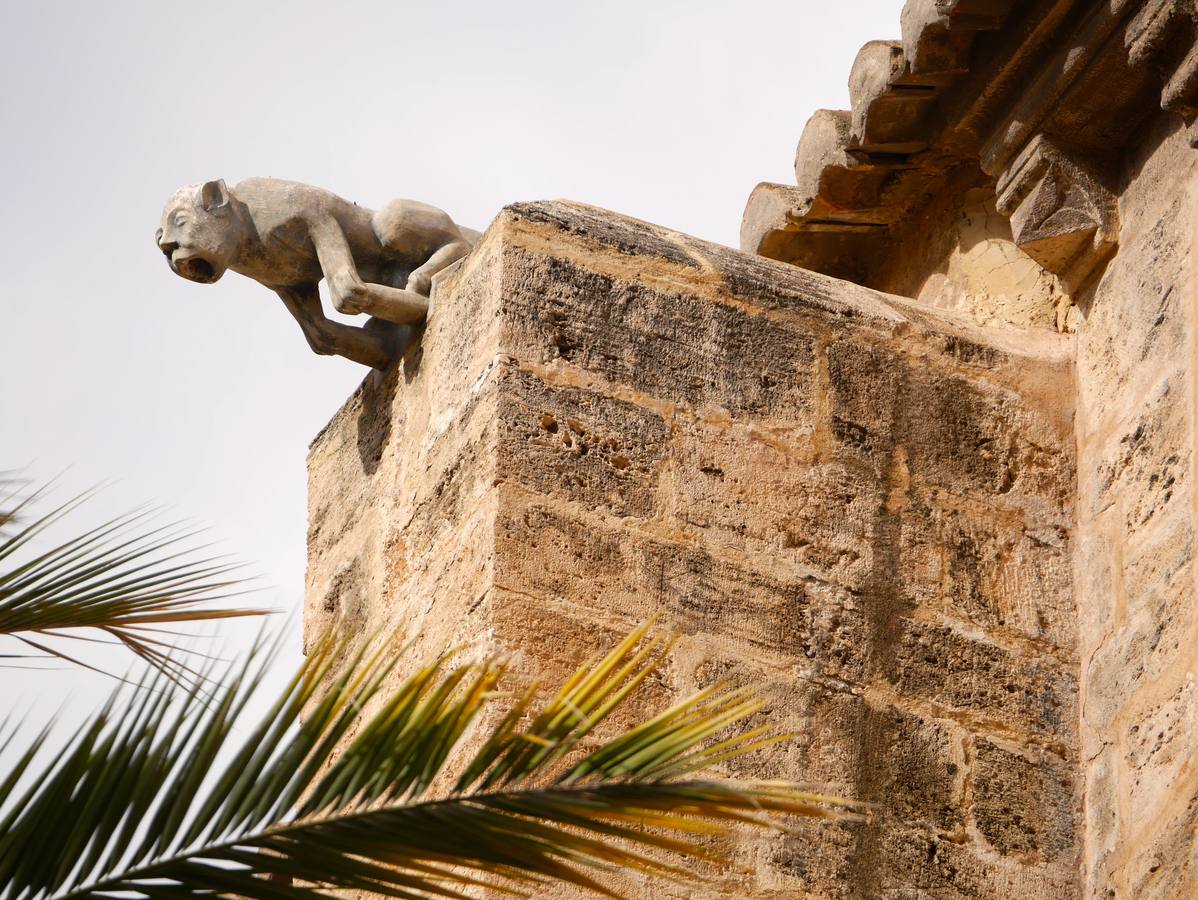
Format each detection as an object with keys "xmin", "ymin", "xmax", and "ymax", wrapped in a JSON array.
[
  {"xmin": 866, "ymin": 703, "xmax": 967, "ymax": 831},
  {"xmin": 824, "ymin": 335, "xmax": 903, "ymax": 464},
  {"xmin": 500, "ymin": 249, "xmax": 822, "ymax": 423},
  {"xmin": 1088, "ymin": 369, "xmax": 1190, "ymax": 531},
  {"xmin": 858, "ymin": 823, "xmax": 1076, "ymax": 898},
  {"xmin": 495, "ymin": 367, "xmax": 668, "ymax": 519},
  {"xmin": 900, "ymin": 492, "xmax": 1075, "ymax": 649},
  {"xmin": 769, "ymin": 820, "xmax": 859, "ymax": 899},
  {"xmin": 902, "ymin": 371, "xmax": 1036, "ymax": 498},
  {"xmin": 888, "ymin": 620, "xmax": 1076, "ymax": 742},
  {"xmin": 740, "ymin": 181, "xmax": 884, "ymax": 284},
  {"xmin": 666, "ymin": 423, "xmax": 879, "ymax": 590},
  {"xmin": 825, "ymin": 331, "xmax": 1074, "ymax": 506},
  {"xmin": 1072, "ymin": 508, "xmax": 1119, "ymax": 656},
  {"xmin": 900, "ymin": 0, "xmax": 982, "ymax": 77},
  {"xmin": 1077, "ymin": 191, "xmax": 1187, "ymax": 432},
  {"xmin": 1081, "ymin": 745, "xmax": 1119, "ymax": 898},
  {"xmin": 1122, "ymin": 788, "xmax": 1198, "ymax": 900},
  {"xmin": 786, "ymin": 684, "xmax": 868, "ymax": 787},
  {"xmin": 495, "ymin": 497, "xmax": 871, "ymax": 684},
  {"xmin": 993, "ymin": 137, "xmax": 1119, "ymax": 289},
  {"xmin": 480, "ymin": 590, "xmax": 681, "ymax": 736},
  {"xmin": 1123, "ymin": 673, "xmax": 1198, "ymax": 837},
  {"xmin": 794, "ymin": 109, "xmax": 855, "ymax": 202},
  {"xmin": 1084, "ymin": 532, "xmax": 1196, "ymax": 736},
  {"xmin": 847, "ymin": 41, "xmax": 937, "ymax": 154},
  {"xmin": 972, "ymin": 738, "xmax": 1076, "ymax": 861}
]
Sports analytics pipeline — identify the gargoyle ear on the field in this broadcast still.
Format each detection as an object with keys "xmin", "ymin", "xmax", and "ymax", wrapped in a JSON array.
[{"xmin": 199, "ymin": 179, "xmax": 230, "ymax": 211}]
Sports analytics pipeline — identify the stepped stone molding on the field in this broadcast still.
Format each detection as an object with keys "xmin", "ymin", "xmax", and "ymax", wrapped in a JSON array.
[
  {"xmin": 901, "ymin": 0, "xmax": 1012, "ymax": 78},
  {"xmin": 743, "ymin": 0, "xmax": 1198, "ymax": 293},
  {"xmin": 1127, "ymin": 0, "xmax": 1198, "ymax": 137}
]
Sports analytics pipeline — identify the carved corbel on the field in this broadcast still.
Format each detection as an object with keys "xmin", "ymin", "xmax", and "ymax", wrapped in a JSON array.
[{"xmin": 994, "ymin": 136, "xmax": 1118, "ymax": 290}]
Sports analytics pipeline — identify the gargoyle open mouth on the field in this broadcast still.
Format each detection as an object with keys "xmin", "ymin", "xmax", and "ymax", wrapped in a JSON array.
[{"xmin": 175, "ymin": 256, "xmax": 219, "ymax": 284}]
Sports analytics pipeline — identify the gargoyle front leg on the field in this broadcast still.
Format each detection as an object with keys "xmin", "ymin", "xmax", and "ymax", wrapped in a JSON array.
[
  {"xmin": 276, "ymin": 285, "xmax": 398, "ymax": 370},
  {"xmin": 311, "ymin": 220, "xmax": 429, "ymax": 325}
]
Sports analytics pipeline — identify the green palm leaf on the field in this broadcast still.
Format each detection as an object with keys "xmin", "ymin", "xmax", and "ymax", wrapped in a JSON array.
[
  {"xmin": 0, "ymin": 480, "xmax": 262, "ymax": 680},
  {"xmin": 0, "ymin": 622, "xmax": 858, "ymax": 899}
]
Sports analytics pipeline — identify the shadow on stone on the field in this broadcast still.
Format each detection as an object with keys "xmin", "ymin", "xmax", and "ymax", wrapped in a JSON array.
[
  {"xmin": 356, "ymin": 369, "xmax": 398, "ymax": 478},
  {"xmin": 355, "ymin": 322, "xmax": 425, "ymax": 475}
]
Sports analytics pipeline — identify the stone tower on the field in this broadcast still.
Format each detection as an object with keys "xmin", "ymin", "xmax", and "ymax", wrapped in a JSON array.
[{"xmin": 305, "ymin": 2, "xmax": 1198, "ymax": 896}]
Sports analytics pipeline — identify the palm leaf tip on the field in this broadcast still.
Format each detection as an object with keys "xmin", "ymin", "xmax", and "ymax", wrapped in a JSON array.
[
  {"xmin": 0, "ymin": 472, "xmax": 34, "ymax": 536},
  {"xmin": 0, "ymin": 478, "xmax": 266, "ymax": 682},
  {"xmin": 0, "ymin": 621, "xmax": 856, "ymax": 899}
]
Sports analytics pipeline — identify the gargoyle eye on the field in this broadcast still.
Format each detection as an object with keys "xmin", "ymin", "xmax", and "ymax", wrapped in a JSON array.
[{"xmin": 174, "ymin": 215, "xmax": 187, "ymax": 227}]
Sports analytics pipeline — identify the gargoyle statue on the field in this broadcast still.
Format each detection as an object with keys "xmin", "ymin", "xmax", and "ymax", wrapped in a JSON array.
[{"xmin": 156, "ymin": 178, "xmax": 480, "ymax": 369}]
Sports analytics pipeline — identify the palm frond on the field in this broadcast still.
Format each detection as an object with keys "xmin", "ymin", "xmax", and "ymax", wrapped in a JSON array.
[
  {"xmin": 0, "ymin": 480, "xmax": 263, "ymax": 680},
  {"xmin": 0, "ymin": 622, "xmax": 859, "ymax": 899}
]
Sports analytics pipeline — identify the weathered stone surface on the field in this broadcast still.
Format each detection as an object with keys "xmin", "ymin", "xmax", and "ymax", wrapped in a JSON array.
[
  {"xmin": 972, "ymin": 738, "xmax": 1076, "ymax": 860},
  {"xmin": 888, "ymin": 619, "xmax": 1076, "ymax": 742},
  {"xmin": 495, "ymin": 369, "xmax": 668, "ymax": 519},
  {"xmin": 848, "ymin": 41, "xmax": 934, "ymax": 154},
  {"xmin": 499, "ymin": 250, "xmax": 822, "ymax": 422},
  {"xmin": 877, "ymin": 187, "xmax": 1070, "ymax": 331},
  {"xmin": 306, "ymin": 200, "xmax": 1078, "ymax": 897},
  {"xmin": 868, "ymin": 824, "xmax": 1078, "ymax": 898},
  {"xmin": 868, "ymin": 703, "xmax": 967, "ymax": 831},
  {"xmin": 795, "ymin": 110, "xmax": 854, "ymax": 200},
  {"xmin": 897, "ymin": 490, "xmax": 1075, "ymax": 650},
  {"xmin": 1072, "ymin": 113, "xmax": 1198, "ymax": 896},
  {"xmin": 899, "ymin": 0, "xmax": 1011, "ymax": 80}
]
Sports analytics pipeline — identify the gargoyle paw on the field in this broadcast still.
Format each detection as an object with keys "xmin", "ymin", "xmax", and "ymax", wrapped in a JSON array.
[
  {"xmin": 405, "ymin": 270, "xmax": 432, "ymax": 296},
  {"xmin": 330, "ymin": 270, "xmax": 368, "ymax": 315}
]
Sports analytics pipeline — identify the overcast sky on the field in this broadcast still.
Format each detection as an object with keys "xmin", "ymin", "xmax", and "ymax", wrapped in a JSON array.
[{"xmin": 0, "ymin": 0, "xmax": 900, "ymax": 722}]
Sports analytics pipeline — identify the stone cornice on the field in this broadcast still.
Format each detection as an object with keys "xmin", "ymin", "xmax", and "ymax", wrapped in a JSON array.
[{"xmin": 742, "ymin": 0, "xmax": 1198, "ymax": 292}]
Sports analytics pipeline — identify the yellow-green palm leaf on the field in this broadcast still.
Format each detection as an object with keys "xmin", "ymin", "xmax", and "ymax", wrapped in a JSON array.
[{"xmin": 0, "ymin": 622, "xmax": 857, "ymax": 899}]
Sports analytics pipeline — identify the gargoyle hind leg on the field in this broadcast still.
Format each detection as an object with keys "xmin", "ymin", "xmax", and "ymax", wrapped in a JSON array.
[{"xmin": 276, "ymin": 285, "xmax": 399, "ymax": 370}]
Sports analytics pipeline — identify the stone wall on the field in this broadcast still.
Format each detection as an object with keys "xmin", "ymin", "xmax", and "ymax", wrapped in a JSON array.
[
  {"xmin": 306, "ymin": 201, "xmax": 1079, "ymax": 897},
  {"xmin": 1075, "ymin": 113, "xmax": 1198, "ymax": 898},
  {"xmin": 738, "ymin": 3, "xmax": 1198, "ymax": 892},
  {"xmin": 303, "ymin": 3, "xmax": 1198, "ymax": 896}
]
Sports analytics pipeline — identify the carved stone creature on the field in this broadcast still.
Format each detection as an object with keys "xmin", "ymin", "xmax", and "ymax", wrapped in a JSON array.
[{"xmin": 156, "ymin": 178, "xmax": 479, "ymax": 368}]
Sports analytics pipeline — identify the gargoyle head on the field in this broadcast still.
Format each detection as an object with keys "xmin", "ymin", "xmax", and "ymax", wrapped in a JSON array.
[{"xmin": 155, "ymin": 180, "xmax": 240, "ymax": 284}]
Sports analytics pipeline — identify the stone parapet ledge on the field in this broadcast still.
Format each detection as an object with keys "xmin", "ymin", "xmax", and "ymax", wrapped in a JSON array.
[{"xmin": 306, "ymin": 201, "xmax": 1080, "ymax": 897}]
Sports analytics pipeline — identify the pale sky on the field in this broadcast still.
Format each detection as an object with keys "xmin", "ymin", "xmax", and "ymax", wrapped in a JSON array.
[{"xmin": 0, "ymin": 0, "xmax": 901, "ymax": 721}]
